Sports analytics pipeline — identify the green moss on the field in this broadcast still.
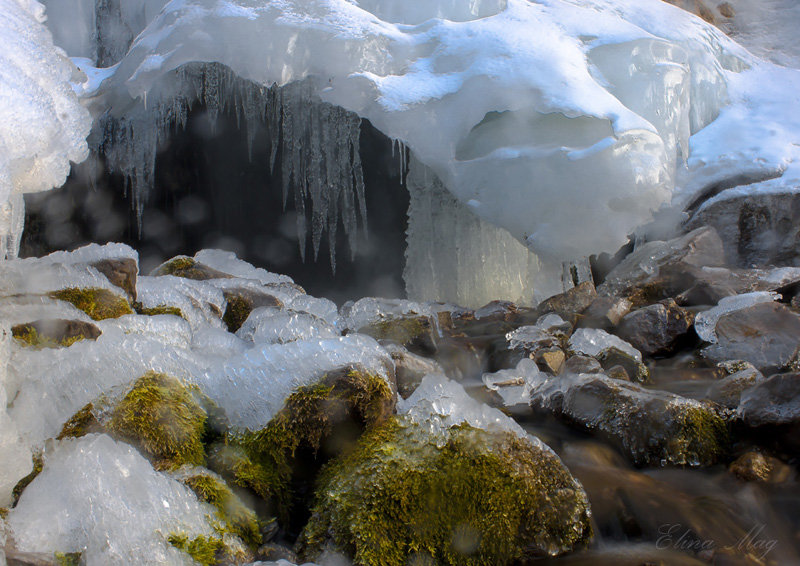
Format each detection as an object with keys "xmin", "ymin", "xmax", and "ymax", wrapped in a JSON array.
[
  {"xmin": 181, "ymin": 472, "xmax": 261, "ymax": 548},
  {"xmin": 57, "ymin": 402, "xmax": 102, "ymax": 440},
  {"xmin": 12, "ymin": 452, "xmax": 43, "ymax": 506},
  {"xmin": 300, "ymin": 418, "xmax": 592, "ymax": 566},
  {"xmin": 54, "ymin": 552, "xmax": 81, "ymax": 566},
  {"xmin": 168, "ymin": 533, "xmax": 224, "ymax": 566},
  {"xmin": 107, "ymin": 371, "xmax": 208, "ymax": 470},
  {"xmin": 671, "ymin": 406, "xmax": 729, "ymax": 466},
  {"xmin": 12, "ymin": 325, "xmax": 85, "ymax": 349},
  {"xmin": 215, "ymin": 368, "xmax": 395, "ymax": 523},
  {"xmin": 152, "ymin": 256, "xmax": 231, "ymax": 281},
  {"xmin": 50, "ymin": 287, "xmax": 133, "ymax": 321},
  {"xmin": 222, "ymin": 295, "xmax": 252, "ymax": 333},
  {"xmin": 0, "ymin": 507, "xmax": 9, "ymax": 519},
  {"xmin": 133, "ymin": 301, "xmax": 185, "ymax": 318}
]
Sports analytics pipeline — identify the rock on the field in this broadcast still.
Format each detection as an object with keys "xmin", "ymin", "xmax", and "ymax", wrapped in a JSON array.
[
  {"xmin": 737, "ymin": 372, "xmax": 800, "ymax": 427},
  {"xmin": 694, "ymin": 291, "xmax": 779, "ymax": 343},
  {"xmin": 381, "ymin": 343, "xmax": 444, "ymax": 398},
  {"xmin": 358, "ymin": 314, "xmax": 438, "ymax": 356},
  {"xmin": 663, "ymin": 0, "xmax": 716, "ymax": 23},
  {"xmin": 701, "ymin": 302, "xmax": 800, "ymax": 372},
  {"xmin": 535, "ymin": 281, "xmax": 597, "ymax": 319},
  {"xmin": 255, "ymin": 543, "xmax": 299, "ymax": 563},
  {"xmin": 597, "ymin": 227, "xmax": 726, "ymax": 305},
  {"xmin": 729, "ymin": 451, "xmax": 792, "ymax": 483},
  {"xmin": 10, "ymin": 319, "xmax": 101, "ymax": 349},
  {"xmin": 236, "ymin": 307, "xmax": 338, "ymax": 346},
  {"xmin": 299, "ymin": 377, "xmax": 592, "ymax": 565},
  {"xmin": 580, "ymin": 296, "xmax": 632, "ymax": 329},
  {"xmin": 529, "ymin": 373, "xmax": 728, "ymax": 466},
  {"xmin": 717, "ymin": 2, "xmax": 735, "ymax": 18},
  {"xmin": 535, "ymin": 348, "xmax": 566, "ymax": 375},
  {"xmin": 89, "ymin": 257, "xmax": 138, "ymax": 302},
  {"xmin": 150, "ymin": 256, "xmax": 233, "ymax": 280},
  {"xmin": 595, "ymin": 348, "xmax": 650, "ymax": 383},
  {"xmin": 686, "ymin": 191, "xmax": 800, "ymax": 268},
  {"xmin": 473, "ymin": 299, "xmax": 519, "ymax": 321},
  {"xmin": 604, "ymin": 365, "xmax": 630, "ymax": 381},
  {"xmin": 483, "ymin": 358, "xmax": 544, "ymax": 406},
  {"xmin": 433, "ymin": 336, "xmax": 488, "ymax": 381},
  {"xmin": 221, "ymin": 287, "xmax": 283, "ymax": 333},
  {"xmin": 564, "ymin": 355, "xmax": 604, "ymax": 374},
  {"xmin": 616, "ymin": 299, "xmax": 694, "ymax": 356},
  {"xmin": 703, "ymin": 363, "xmax": 764, "ymax": 409},
  {"xmin": 4, "ymin": 551, "xmax": 66, "ymax": 566}
]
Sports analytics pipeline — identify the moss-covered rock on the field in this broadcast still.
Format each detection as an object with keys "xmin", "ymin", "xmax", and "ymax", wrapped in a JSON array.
[
  {"xmin": 11, "ymin": 452, "xmax": 43, "ymax": 506},
  {"xmin": 210, "ymin": 366, "xmax": 395, "ymax": 524},
  {"xmin": 132, "ymin": 301, "xmax": 185, "ymax": 318},
  {"xmin": 11, "ymin": 319, "xmax": 100, "ymax": 349},
  {"xmin": 54, "ymin": 551, "xmax": 82, "ymax": 566},
  {"xmin": 151, "ymin": 256, "xmax": 232, "ymax": 281},
  {"xmin": 529, "ymin": 374, "xmax": 728, "ymax": 466},
  {"xmin": 50, "ymin": 287, "xmax": 133, "ymax": 320},
  {"xmin": 57, "ymin": 402, "xmax": 103, "ymax": 440},
  {"xmin": 359, "ymin": 315, "xmax": 438, "ymax": 355},
  {"xmin": 168, "ymin": 533, "xmax": 225, "ymax": 566},
  {"xmin": 179, "ymin": 470, "xmax": 261, "ymax": 548},
  {"xmin": 106, "ymin": 372, "xmax": 208, "ymax": 470},
  {"xmin": 300, "ymin": 417, "xmax": 592, "ymax": 565}
]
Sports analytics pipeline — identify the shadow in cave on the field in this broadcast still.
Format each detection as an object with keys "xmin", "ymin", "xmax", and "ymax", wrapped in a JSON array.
[{"xmin": 21, "ymin": 104, "xmax": 410, "ymax": 305}]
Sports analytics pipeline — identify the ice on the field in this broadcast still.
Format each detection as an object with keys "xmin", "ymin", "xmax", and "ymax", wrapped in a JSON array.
[
  {"xmin": 0, "ymin": 295, "xmax": 93, "ymax": 328},
  {"xmin": 568, "ymin": 327, "xmax": 642, "ymax": 362},
  {"xmin": 0, "ymin": 0, "xmax": 91, "ymax": 258},
  {"xmin": 398, "ymin": 374, "xmax": 552, "ymax": 453},
  {"xmin": 0, "ymin": 326, "xmax": 33, "ymax": 508},
  {"xmin": 49, "ymin": 0, "xmax": 759, "ymax": 269},
  {"xmin": 694, "ymin": 291, "xmax": 780, "ymax": 343},
  {"xmin": 236, "ymin": 307, "xmax": 339, "ymax": 345},
  {"xmin": 506, "ymin": 313, "xmax": 571, "ymax": 351},
  {"xmin": 137, "ymin": 275, "xmax": 227, "ymax": 332},
  {"xmin": 6, "ymin": 317, "xmax": 211, "ymax": 447},
  {"xmin": 194, "ymin": 249, "xmax": 294, "ymax": 286},
  {"xmin": 340, "ymin": 297, "xmax": 436, "ymax": 333},
  {"xmin": 6, "ymin": 434, "xmax": 216, "ymax": 565},
  {"xmin": 0, "ymin": 253, "xmax": 125, "ymax": 297},
  {"xmin": 190, "ymin": 326, "xmax": 250, "ymax": 357},
  {"xmin": 404, "ymin": 156, "xmax": 551, "ymax": 307},
  {"xmin": 197, "ymin": 334, "xmax": 393, "ymax": 431},
  {"xmin": 482, "ymin": 358, "xmax": 543, "ymax": 406}
]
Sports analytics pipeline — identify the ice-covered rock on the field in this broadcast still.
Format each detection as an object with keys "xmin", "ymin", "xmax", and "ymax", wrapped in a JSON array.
[
  {"xmin": 340, "ymin": 297, "xmax": 435, "ymax": 333},
  {"xmin": 568, "ymin": 328, "xmax": 642, "ymax": 363},
  {"xmin": 700, "ymin": 302, "xmax": 800, "ymax": 370},
  {"xmin": 694, "ymin": 291, "xmax": 779, "ymax": 343},
  {"xmin": 236, "ymin": 307, "xmax": 339, "ymax": 345},
  {"xmin": 482, "ymin": 358, "xmax": 544, "ymax": 407},
  {"xmin": 6, "ymin": 434, "xmax": 216, "ymax": 565},
  {"xmin": 137, "ymin": 275, "xmax": 226, "ymax": 331},
  {"xmin": 0, "ymin": 0, "xmax": 92, "ymax": 258},
  {"xmin": 380, "ymin": 343, "xmax": 443, "ymax": 399},
  {"xmin": 194, "ymin": 249, "xmax": 295, "ymax": 287},
  {"xmin": 198, "ymin": 334, "xmax": 393, "ymax": 430}
]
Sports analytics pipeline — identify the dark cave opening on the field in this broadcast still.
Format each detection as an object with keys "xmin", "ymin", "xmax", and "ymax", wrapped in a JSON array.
[{"xmin": 21, "ymin": 104, "xmax": 410, "ymax": 305}]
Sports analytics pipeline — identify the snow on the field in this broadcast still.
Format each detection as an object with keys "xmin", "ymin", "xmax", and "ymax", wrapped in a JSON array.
[
  {"xmin": 0, "ymin": 0, "xmax": 92, "ymax": 257},
  {"xmin": 694, "ymin": 291, "xmax": 780, "ymax": 343},
  {"xmin": 6, "ymin": 434, "xmax": 216, "ymax": 565}
]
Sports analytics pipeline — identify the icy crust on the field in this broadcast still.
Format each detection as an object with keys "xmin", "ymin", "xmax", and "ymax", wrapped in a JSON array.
[
  {"xmin": 397, "ymin": 374, "xmax": 539, "ymax": 447},
  {"xmin": 568, "ymin": 328, "xmax": 642, "ymax": 362},
  {"xmin": 340, "ymin": 297, "xmax": 437, "ymax": 333},
  {"xmin": 64, "ymin": 0, "xmax": 752, "ymax": 261},
  {"xmin": 0, "ymin": 329, "xmax": 33, "ymax": 507},
  {"xmin": 194, "ymin": 250, "xmax": 294, "ymax": 287},
  {"xmin": 6, "ymin": 434, "xmax": 216, "ymax": 566},
  {"xmin": 0, "ymin": 0, "xmax": 91, "ymax": 200},
  {"xmin": 236, "ymin": 307, "xmax": 339, "ymax": 345},
  {"xmin": 197, "ymin": 334, "xmax": 394, "ymax": 431},
  {"xmin": 137, "ymin": 275, "xmax": 227, "ymax": 331},
  {"xmin": 694, "ymin": 291, "xmax": 780, "ymax": 343}
]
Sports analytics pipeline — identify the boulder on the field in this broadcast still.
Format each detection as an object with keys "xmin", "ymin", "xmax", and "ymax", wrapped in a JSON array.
[
  {"xmin": 89, "ymin": 257, "xmax": 138, "ymax": 302},
  {"xmin": 358, "ymin": 314, "xmax": 438, "ymax": 356},
  {"xmin": 150, "ymin": 256, "xmax": 233, "ymax": 280},
  {"xmin": 737, "ymin": 372, "xmax": 800, "ymax": 427},
  {"xmin": 703, "ymin": 362, "xmax": 764, "ymax": 409},
  {"xmin": 535, "ymin": 281, "xmax": 597, "ymax": 320},
  {"xmin": 616, "ymin": 299, "xmax": 694, "ymax": 356},
  {"xmin": 700, "ymin": 302, "xmax": 800, "ymax": 372}
]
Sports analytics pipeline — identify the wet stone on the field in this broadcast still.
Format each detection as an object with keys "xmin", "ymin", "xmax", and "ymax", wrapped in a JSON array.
[
  {"xmin": 737, "ymin": 372, "xmax": 800, "ymax": 427},
  {"xmin": 703, "ymin": 365, "xmax": 764, "ymax": 409},
  {"xmin": 564, "ymin": 355, "xmax": 604, "ymax": 374},
  {"xmin": 729, "ymin": 451, "xmax": 787, "ymax": 483},
  {"xmin": 616, "ymin": 299, "xmax": 694, "ymax": 356},
  {"xmin": 580, "ymin": 296, "xmax": 632, "ymax": 330},
  {"xmin": 382, "ymin": 343, "xmax": 445, "ymax": 398},
  {"xmin": 11, "ymin": 319, "xmax": 101, "ymax": 348},
  {"xmin": 535, "ymin": 348, "xmax": 566, "ymax": 375},
  {"xmin": 358, "ymin": 314, "xmax": 438, "ymax": 356},
  {"xmin": 701, "ymin": 302, "xmax": 800, "ymax": 372},
  {"xmin": 535, "ymin": 281, "xmax": 597, "ymax": 320},
  {"xmin": 90, "ymin": 257, "xmax": 138, "ymax": 302}
]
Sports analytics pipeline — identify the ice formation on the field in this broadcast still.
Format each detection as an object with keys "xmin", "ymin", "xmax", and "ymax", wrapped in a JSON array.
[
  {"xmin": 568, "ymin": 327, "xmax": 642, "ymax": 362},
  {"xmin": 197, "ymin": 334, "xmax": 394, "ymax": 430},
  {"xmin": 0, "ymin": 0, "xmax": 92, "ymax": 258},
  {"xmin": 694, "ymin": 291, "xmax": 781, "ymax": 343},
  {"xmin": 236, "ymin": 306, "xmax": 339, "ymax": 345},
  {"xmin": 482, "ymin": 358, "xmax": 544, "ymax": 406},
  {"xmin": 6, "ymin": 434, "xmax": 217, "ymax": 565}
]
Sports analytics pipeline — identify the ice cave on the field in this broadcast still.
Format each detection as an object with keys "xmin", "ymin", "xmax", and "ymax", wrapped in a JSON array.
[{"xmin": 3, "ymin": 0, "xmax": 800, "ymax": 564}]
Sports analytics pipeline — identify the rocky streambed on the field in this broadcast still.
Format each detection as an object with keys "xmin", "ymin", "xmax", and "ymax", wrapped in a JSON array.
[{"xmin": 2, "ymin": 225, "xmax": 800, "ymax": 565}]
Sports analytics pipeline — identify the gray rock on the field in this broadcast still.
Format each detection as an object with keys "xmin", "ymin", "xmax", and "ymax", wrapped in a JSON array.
[
  {"xmin": 596, "ymin": 347, "xmax": 650, "ymax": 384},
  {"xmin": 597, "ymin": 227, "xmax": 726, "ymax": 305},
  {"xmin": 564, "ymin": 355, "xmax": 604, "ymax": 374},
  {"xmin": 686, "ymin": 190, "xmax": 800, "ymax": 267},
  {"xmin": 382, "ymin": 343, "xmax": 445, "ymax": 398},
  {"xmin": 737, "ymin": 372, "xmax": 800, "ymax": 427},
  {"xmin": 701, "ymin": 302, "xmax": 800, "ymax": 371},
  {"xmin": 616, "ymin": 299, "xmax": 694, "ymax": 356},
  {"xmin": 529, "ymin": 373, "xmax": 728, "ymax": 466},
  {"xmin": 703, "ymin": 364, "xmax": 764, "ymax": 409},
  {"xmin": 580, "ymin": 296, "xmax": 632, "ymax": 329},
  {"xmin": 358, "ymin": 314, "xmax": 438, "ymax": 356}
]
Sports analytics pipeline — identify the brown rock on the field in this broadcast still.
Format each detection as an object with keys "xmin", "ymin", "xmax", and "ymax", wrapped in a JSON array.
[
  {"xmin": 564, "ymin": 355, "xmax": 604, "ymax": 374},
  {"xmin": 90, "ymin": 257, "xmax": 138, "ymax": 302},
  {"xmin": 580, "ymin": 296, "xmax": 632, "ymax": 329},
  {"xmin": 616, "ymin": 299, "xmax": 694, "ymax": 356},
  {"xmin": 536, "ymin": 281, "xmax": 597, "ymax": 319},
  {"xmin": 535, "ymin": 348, "xmax": 566, "ymax": 375}
]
